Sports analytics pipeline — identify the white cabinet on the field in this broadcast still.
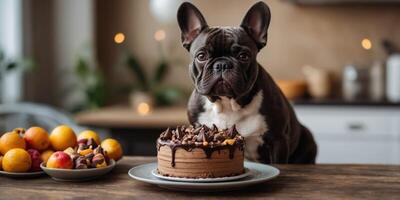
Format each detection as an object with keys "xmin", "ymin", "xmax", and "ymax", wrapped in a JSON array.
[{"xmin": 294, "ymin": 106, "xmax": 400, "ymax": 164}]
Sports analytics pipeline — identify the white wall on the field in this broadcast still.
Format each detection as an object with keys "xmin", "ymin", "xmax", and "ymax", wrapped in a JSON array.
[
  {"xmin": 52, "ymin": 0, "xmax": 95, "ymax": 109},
  {"xmin": 0, "ymin": 0, "xmax": 23, "ymax": 103}
]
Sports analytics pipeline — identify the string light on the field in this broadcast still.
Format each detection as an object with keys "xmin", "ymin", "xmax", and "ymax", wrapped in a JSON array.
[
  {"xmin": 114, "ymin": 33, "xmax": 125, "ymax": 44},
  {"xmin": 137, "ymin": 102, "xmax": 151, "ymax": 115},
  {"xmin": 361, "ymin": 38, "xmax": 372, "ymax": 50},
  {"xmin": 154, "ymin": 29, "xmax": 166, "ymax": 41}
]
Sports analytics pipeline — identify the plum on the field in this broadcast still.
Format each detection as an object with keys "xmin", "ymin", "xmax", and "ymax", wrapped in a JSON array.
[{"xmin": 27, "ymin": 149, "xmax": 43, "ymax": 171}]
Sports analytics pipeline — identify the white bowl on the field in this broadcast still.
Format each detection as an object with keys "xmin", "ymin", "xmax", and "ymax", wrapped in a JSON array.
[{"xmin": 40, "ymin": 159, "xmax": 116, "ymax": 181}]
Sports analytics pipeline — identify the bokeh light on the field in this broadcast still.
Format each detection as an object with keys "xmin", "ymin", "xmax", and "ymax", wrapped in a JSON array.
[
  {"xmin": 137, "ymin": 102, "xmax": 151, "ymax": 115},
  {"xmin": 361, "ymin": 38, "xmax": 372, "ymax": 50},
  {"xmin": 114, "ymin": 33, "xmax": 125, "ymax": 44},
  {"xmin": 154, "ymin": 29, "xmax": 166, "ymax": 41}
]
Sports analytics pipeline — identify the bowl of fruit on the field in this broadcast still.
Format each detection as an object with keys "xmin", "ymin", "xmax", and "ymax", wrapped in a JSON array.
[
  {"xmin": 0, "ymin": 127, "xmax": 51, "ymax": 177},
  {"xmin": 40, "ymin": 141, "xmax": 116, "ymax": 181},
  {"xmin": 0, "ymin": 125, "xmax": 123, "ymax": 180},
  {"xmin": 40, "ymin": 125, "xmax": 123, "ymax": 181}
]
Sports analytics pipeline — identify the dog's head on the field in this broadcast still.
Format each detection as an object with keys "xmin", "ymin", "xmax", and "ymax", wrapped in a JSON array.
[{"xmin": 177, "ymin": 2, "xmax": 271, "ymax": 99}]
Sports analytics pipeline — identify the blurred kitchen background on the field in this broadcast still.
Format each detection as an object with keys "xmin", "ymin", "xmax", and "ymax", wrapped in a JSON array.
[{"xmin": 1, "ymin": 0, "xmax": 400, "ymax": 164}]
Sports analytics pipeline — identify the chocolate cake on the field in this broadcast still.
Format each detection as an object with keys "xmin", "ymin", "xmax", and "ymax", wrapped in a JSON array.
[{"xmin": 157, "ymin": 124, "xmax": 245, "ymax": 178}]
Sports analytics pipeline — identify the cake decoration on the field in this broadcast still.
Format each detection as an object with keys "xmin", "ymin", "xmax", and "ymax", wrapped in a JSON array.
[{"xmin": 157, "ymin": 124, "xmax": 244, "ymax": 167}]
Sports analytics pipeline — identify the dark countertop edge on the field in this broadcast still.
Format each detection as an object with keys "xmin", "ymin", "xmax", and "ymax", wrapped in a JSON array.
[{"xmin": 291, "ymin": 99, "xmax": 400, "ymax": 107}]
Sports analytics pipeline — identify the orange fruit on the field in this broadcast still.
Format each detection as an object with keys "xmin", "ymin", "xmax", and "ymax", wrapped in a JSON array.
[
  {"xmin": 40, "ymin": 149, "xmax": 54, "ymax": 164},
  {"xmin": 0, "ymin": 156, "xmax": 3, "ymax": 170},
  {"xmin": 78, "ymin": 148, "xmax": 93, "ymax": 156},
  {"xmin": 101, "ymin": 138, "xmax": 123, "ymax": 161},
  {"xmin": 2, "ymin": 148, "xmax": 32, "ymax": 172},
  {"xmin": 49, "ymin": 125, "xmax": 77, "ymax": 151},
  {"xmin": 24, "ymin": 127, "xmax": 50, "ymax": 151},
  {"xmin": 0, "ymin": 131, "xmax": 26, "ymax": 155},
  {"xmin": 77, "ymin": 130, "xmax": 101, "ymax": 145}
]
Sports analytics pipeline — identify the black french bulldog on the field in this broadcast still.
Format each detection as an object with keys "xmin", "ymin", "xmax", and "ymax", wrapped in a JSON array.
[{"xmin": 177, "ymin": 1, "xmax": 317, "ymax": 164}]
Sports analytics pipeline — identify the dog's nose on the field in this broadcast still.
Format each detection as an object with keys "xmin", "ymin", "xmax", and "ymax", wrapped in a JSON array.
[{"xmin": 213, "ymin": 61, "xmax": 232, "ymax": 72}]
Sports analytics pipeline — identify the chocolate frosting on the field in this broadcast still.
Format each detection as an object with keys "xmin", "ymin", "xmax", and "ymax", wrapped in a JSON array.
[{"xmin": 157, "ymin": 124, "xmax": 244, "ymax": 167}]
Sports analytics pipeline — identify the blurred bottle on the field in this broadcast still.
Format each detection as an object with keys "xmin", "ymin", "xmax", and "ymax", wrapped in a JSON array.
[
  {"xmin": 302, "ymin": 65, "xmax": 331, "ymax": 99},
  {"xmin": 342, "ymin": 64, "xmax": 370, "ymax": 101},
  {"xmin": 369, "ymin": 61, "xmax": 384, "ymax": 101},
  {"xmin": 383, "ymin": 40, "xmax": 400, "ymax": 102}
]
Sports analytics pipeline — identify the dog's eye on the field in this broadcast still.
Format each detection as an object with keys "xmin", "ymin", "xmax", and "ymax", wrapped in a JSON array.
[
  {"xmin": 196, "ymin": 52, "xmax": 207, "ymax": 61},
  {"xmin": 238, "ymin": 53, "xmax": 250, "ymax": 61}
]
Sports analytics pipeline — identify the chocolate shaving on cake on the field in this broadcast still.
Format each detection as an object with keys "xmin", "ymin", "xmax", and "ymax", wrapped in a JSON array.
[
  {"xmin": 160, "ymin": 127, "xmax": 172, "ymax": 140},
  {"xmin": 227, "ymin": 125, "xmax": 239, "ymax": 138},
  {"xmin": 157, "ymin": 124, "xmax": 245, "ymax": 167},
  {"xmin": 212, "ymin": 124, "xmax": 218, "ymax": 132},
  {"xmin": 158, "ymin": 124, "xmax": 244, "ymax": 145}
]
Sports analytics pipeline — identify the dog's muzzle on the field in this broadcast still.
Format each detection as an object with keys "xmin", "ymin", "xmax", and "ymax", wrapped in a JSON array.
[{"xmin": 212, "ymin": 59, "xmax": 233, "ymax": 73}]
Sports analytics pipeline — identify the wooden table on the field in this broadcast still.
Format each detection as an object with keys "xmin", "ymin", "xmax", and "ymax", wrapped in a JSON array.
[{"xmin": 1, "ymin": 157, "xmax": 399, "ymax": 200}]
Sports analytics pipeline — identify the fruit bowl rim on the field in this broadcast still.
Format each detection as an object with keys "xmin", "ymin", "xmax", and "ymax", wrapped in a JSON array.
[{"xmin": 0, "ymin": 170, "xmax": 45, "ymax": 175}]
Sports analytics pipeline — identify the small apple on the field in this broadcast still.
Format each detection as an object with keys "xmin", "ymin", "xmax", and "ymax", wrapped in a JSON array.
[
  {"xmin": 46, "ymin": 151, "xmax": 73, "ymax": 169},
  {"xmin": 27, "ymin": 149, "xmax": 43, "ymax": 171}
]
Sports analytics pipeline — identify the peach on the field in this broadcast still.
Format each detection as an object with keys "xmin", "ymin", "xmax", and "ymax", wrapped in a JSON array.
[
  {"xmin": 0, "ymin": 131, "xmax": 26, "ymax": 155},
  {"xmin": 27, "ymin": 149, "xmax": 43, "ymax": 171},
  {"xmin": 40, "ymin": 150, "xmax": 54, "ymax": 164},
  {"xmin": 77, "ymin": 130, "xmax": 101, "ymax": 145},
  {"xmin": 2, "ymin": 148, "xmax": 31, "ymax": 172},
  {"xmin": 24, "ymin": 127, "xmax": 50, "ymax": 151},
  {"xmin": 0, "ymin": 156, "xmax": 3, "ymax": 170},
  {"xmin": 49, "ymin": 125, "xmax": 77, "ymax": 151},
  {"xmin": 101, "ymin": 138, "xmax": 123, "ymax": 161},
  {"xmin": 46, "ymin": 151, "xmax": 73, "ymax": 169}
]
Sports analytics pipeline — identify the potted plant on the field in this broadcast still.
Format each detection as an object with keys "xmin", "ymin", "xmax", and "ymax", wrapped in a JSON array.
[
  {"xmin": 70, "ymin": 57, "xmax": 106, "ymax": 112},
  {"xmin": 0, "ymin": 49, "xmax": 34, "ymax": 102},
  {"xmin": 124, "ymin": 53, "xmax": 184, "ymax": 113}
]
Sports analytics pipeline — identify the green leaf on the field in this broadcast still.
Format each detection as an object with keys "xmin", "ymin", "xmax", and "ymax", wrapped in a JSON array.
[
  {"xmin": 71, "ymin": 56, "xmax": 108, "ymax": 111},
  {"xmin": 154, "ymin": 86, "xmax": 183, "ymax": 106},
  {"xmin": 19, "ymin": 58, "xmax": 35, "ymax": 71},
  {"xmin": 86, "ymin": 69, "xmax": 106, "ymax": 108},
  {"xmin": 75, "ymin": 58, "xmax": 89, "ymax": 78},
  {"xmin": 126, "ymin": 55, "xmax": 148, "ymax": 91},
  {"xmin": 6, "ymin": 62, "xmax": 17, "ymax": 71},
  {"xmin": 153, "ymin": 60, "xmax": 169, "ymax": 85},
  {"xmin": 0, "ymin": 50, "xmax": 4, "ymax": 63},
  {"xmin": 4, "ymin": 58, "xmax": 35, "ymax": 73}
]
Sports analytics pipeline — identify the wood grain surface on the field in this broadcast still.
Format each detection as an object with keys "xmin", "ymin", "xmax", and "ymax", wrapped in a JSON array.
[{"xmin": 0, "ymin": 156, "xmax": 399, "ymax": 200}]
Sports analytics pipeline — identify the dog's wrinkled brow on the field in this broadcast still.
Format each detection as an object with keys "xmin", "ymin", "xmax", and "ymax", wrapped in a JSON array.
[
  {"xmin": 192, "ymin": 27, "xmax": 257, "ymax": 56},
  {"xmin": 202, "ymin": 28, "xmax": 238, "ymax": 56}
]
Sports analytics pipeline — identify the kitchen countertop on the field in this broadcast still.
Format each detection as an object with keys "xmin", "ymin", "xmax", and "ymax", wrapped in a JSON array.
[
  {"xmin": 74, "ymin": 100, "xmax": 399, "ymax": 129},
  {"xmin": 1, "ymin": 156, "xmax": 399, "ymax": 199},
  {"xmin": 292, "ymin": 98, "xmax": 400, "ymax": 107},
  {"xmin": 75, "ymin": 106, "xmax": 188, "ymax": 128}
]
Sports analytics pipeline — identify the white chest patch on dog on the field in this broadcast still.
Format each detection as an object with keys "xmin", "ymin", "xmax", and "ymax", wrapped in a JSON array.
[{"xmin": 197, "ymin": 91, "xmax": 268, "ymax": 161}]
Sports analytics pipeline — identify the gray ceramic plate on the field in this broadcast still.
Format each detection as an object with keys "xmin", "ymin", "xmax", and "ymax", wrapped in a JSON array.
[
  {"xmin": 128, "ymin": 161, "xmax": 280, "ymax": 192},
  {"xmin": 151, "ymin": 168, "xmax": 252, "ymax": 183},
  {"xmin": 0, "ymin": 170, "xmax": 45, "ymax": 178},
  {"xmin": 40, "ymin": 159, "xmax": 115, "ymax": 181}
]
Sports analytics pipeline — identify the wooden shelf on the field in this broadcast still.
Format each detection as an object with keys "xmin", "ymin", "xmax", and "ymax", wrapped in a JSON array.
[{"xmin": 74, "ymin": 106, "xmax": 188, "ymax": 128}]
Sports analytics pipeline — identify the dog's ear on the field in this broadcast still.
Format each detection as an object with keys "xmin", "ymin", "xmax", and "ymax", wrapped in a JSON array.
[
  {"xmin": 177, "ymin": 2, "xmax": 208, "ymax": 51},
  {"xmin": 240, "ymin": 1, "xmax": 271, "ymax": 50}
]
